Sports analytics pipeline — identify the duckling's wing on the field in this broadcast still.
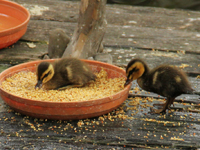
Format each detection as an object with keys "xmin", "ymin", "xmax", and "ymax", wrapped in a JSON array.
[
  {"xmin": 69, "ymin": 64, "xmax": 96, "ymax": 85},
  {"xmin": 149, "ymin": 65, "xmax": 192, "ymax": 97},
  {"xmin": 59, "ymin": 61, "xmax": 95, "ymax": 86}
]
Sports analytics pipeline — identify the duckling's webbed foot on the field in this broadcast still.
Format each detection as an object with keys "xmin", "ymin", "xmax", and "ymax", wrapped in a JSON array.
[
  {"xmin": 153, "ymin": 103, "xmax": 165, "ymax": 109},
  {"xmin": 150, "ymin": 107, "xmax": 166, "ymax": 114},
  {"xmin": 150, "ymin": 98, "xmax": 171, "ymax": 114}
]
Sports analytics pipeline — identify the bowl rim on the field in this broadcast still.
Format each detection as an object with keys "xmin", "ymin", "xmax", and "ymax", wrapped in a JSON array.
[
  {"xmin": 0, "ymin": 0, "xmax": 30, "ymax": 36},
  {"xmin": 0, "ymin": 59, "xmax": 131, "ymax": 107}
]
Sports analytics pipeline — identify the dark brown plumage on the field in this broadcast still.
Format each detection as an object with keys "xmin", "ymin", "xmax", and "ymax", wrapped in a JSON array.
[
  {"xmin": 35, "ymin": 58, "xmax": 96, "ymax": 90},
  {"xmin": 125, "ymin": 58, "xmax": 193, "ymax": 114}
]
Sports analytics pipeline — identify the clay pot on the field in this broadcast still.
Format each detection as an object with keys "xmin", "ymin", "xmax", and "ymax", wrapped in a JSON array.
[{"xmin": 0, "ymin": 0, "xmax": 30, "ymax": 49}]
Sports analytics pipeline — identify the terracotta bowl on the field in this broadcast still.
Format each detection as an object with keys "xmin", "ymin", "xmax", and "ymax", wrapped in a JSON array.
[
  {"xmin": 0, "ymin": 59, "xmax": 131, "ymax": 120},
  {"xmin": 0, "ymin": 0, "xmax": 30, "ymax": 49}
]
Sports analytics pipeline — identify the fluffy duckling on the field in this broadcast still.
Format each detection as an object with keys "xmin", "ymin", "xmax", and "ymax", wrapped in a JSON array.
[
  {"xmin": 35, "ymin": 58, "xmax": 96, "ymax": 90},
  {"xmin": 125, "ymin": 58, "xmax": 193, "ymax": 114}
]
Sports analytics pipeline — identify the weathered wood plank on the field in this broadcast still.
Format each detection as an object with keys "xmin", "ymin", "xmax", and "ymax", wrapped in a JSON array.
[
  {"xmin": 0, "ymin": 0, "xmax": 199, "ymax": 64},
  {"xmin": 0, "ymin": 0, "xmax": 200, "ymax": 149},
  {"xmin": 104, "ymin": 47, "xmax": 200, "ymax": 73},
  {"xmin": 5, "ymin": 0, "xmax": 200, "ymax": 52},
  {"xmin": 0, "ymin": 84, "xmax": 200, "ymax": 149},
  {"xmin": 20, "ymin": 20, "xmax": 200, "ymax": 53},
  {"xmin": 1, "ymin": 42, "xmax": 200, "ymax": 74},
  {"xmin": 0, "ymin": 76, "xmax": 199, "ymax": 149},
  {"xmin": 0, "ymin": 42, "xmax": 47, "ymax": 65},
  {"xmin": 14, "ymin": 0, "xmax": 200, "ymax": 33},
  {"xmin": 0, "ymin": 0, "xmax": 200, "ymax": 63}
]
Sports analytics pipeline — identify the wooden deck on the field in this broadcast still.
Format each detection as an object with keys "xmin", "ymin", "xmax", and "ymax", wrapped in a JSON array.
[{"xmin": 0, "ymin": 0, "xmax": 200, "ymax": 149}]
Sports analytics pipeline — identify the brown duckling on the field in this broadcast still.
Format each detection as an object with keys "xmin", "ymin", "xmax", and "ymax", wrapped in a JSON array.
[
  {"xmin": 125, "ymin": 58, "xmax": 194, "ymax": 114},
  {"xmin": 35, "ymin": 58, "xmax": 96, "ymax": 90}
]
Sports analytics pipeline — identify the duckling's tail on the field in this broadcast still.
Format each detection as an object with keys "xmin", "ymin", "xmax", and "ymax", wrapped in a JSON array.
[
  {"xmin": 185, "ymin": 88, "xmax": 200, "ymax": 96},
  {"xmin": 192, "ymin": 91, "xmax": 200, "ymax": 96}
]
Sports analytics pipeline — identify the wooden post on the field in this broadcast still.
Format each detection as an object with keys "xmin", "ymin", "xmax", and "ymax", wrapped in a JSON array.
[{"xmin": 62, "ymin": 0, "xmax": 107, "ymax": 59}]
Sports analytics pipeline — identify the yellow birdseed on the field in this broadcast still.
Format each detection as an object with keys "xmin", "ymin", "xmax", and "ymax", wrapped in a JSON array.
[{"xmin": 1, "ymin": 69, "xmax": 125, "ymax": 102}]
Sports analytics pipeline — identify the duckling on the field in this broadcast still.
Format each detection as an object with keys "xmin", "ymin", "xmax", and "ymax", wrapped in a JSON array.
[
  {"xmin": 35, "ymin": 58, "xmax": 96, "ymax": 90},
  {"xmin": 125, "ymin": 58, "xmax": 194, "ymax": 114}
]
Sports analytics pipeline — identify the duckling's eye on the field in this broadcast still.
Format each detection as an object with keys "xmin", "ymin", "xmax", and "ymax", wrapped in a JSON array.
[
  {"xmin": 129, "ymin": 67, "xmax": 139, "ymax": 75},
  {"xmin": 42, "ymin": 71, "xmax": 51, "ymax": 80}
]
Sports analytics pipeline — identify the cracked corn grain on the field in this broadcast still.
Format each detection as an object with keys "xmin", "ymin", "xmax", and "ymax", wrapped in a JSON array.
[{"xmin": 1, "ymin": 69, "xmax": 125, "ymax": 102}]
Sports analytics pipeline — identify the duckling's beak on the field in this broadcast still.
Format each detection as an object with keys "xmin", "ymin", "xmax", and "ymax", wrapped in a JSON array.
[
  {"xmin": 35, "ymin": 80, "xmax": 43, "ymax": 89},
  {"xmin": 124, "ymin": 78, "xmax": 131, "ymax": 86}
]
